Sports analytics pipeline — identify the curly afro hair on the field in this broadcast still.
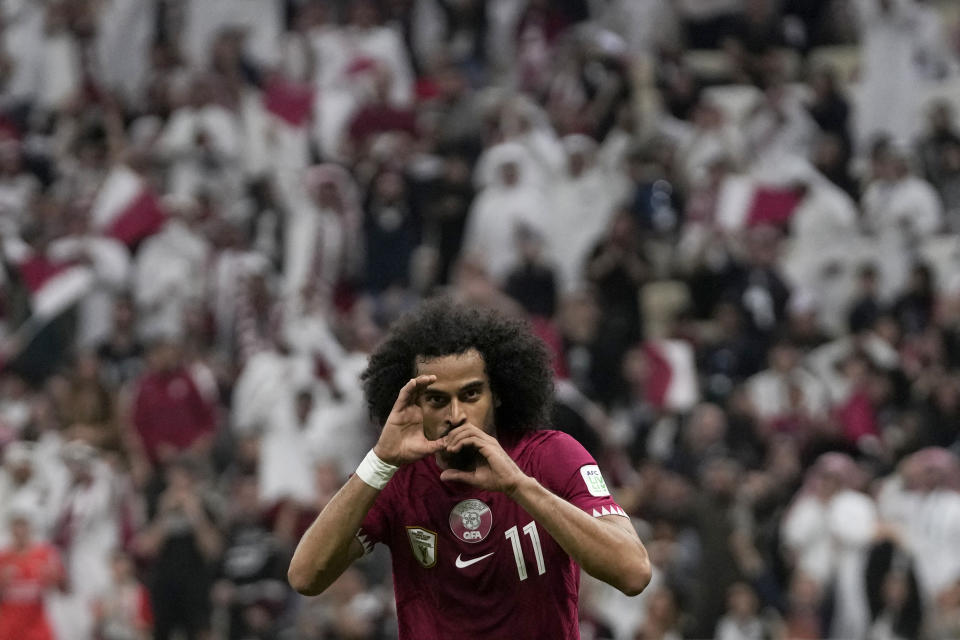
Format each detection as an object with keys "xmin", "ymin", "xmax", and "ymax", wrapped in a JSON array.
[{"xmin": 361, "ymin": 298, "xmax": 554, "ymax": 434}]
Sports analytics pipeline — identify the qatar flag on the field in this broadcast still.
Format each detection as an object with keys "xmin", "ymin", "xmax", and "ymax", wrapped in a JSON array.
[
  {"xmin": 715, "ymin": 174, "xmax": 805, "ymax": 231},
  {"xmin": 643, "ymin": 339, "xmax": 699, "ymax": 412},
  {"xmin": 88, "ymin": 165, "xmax": 167, "ymax": 249}
]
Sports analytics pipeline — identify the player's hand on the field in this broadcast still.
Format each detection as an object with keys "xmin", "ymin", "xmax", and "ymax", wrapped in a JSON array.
[
  {"xmin": 373, "ymin": 375, "xmax": 445, "ymax": 466},
  {"xmin": 439, "ymin": 424, "xmax": 528, "ymax": 494}
]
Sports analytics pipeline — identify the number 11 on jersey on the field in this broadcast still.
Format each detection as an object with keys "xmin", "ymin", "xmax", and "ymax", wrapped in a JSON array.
[{"xmin": 505, "ymin": 521, "xmax": 546, "ymax": 581}]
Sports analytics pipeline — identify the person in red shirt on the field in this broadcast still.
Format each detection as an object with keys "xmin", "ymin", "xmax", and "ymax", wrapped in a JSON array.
[
  {"xmin": 0, "ymin": 508, "xmax": 66, "ymax": 640},
  {"xmin": 129, "ymin": 339, "xmax": 217, "ymax": 469},
  {"xmin": 289, "ymin": 300, "xmax": 651, "ymax": 638}
]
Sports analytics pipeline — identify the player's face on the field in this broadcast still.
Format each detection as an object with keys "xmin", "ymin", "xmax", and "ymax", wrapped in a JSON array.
[{"xmin": 415, "ymin": 348, "xmax": 497, "ymax": 444}]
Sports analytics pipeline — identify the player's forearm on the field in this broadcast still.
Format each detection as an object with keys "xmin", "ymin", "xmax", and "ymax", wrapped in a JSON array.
[
  {"xmin": 508, "ymin": 476, "xmax": 651, "ymax": 596},
  {"xmin": 287, "ymin": 474, "xmax": 379, "ymax": 595}
]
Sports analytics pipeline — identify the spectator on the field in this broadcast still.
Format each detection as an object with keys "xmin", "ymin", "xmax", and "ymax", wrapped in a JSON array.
[
  {"xmin": 362, "ymin": 166, "xmax": 422, "ymax": 294},
  {"xmin": 861, "ymin": 142, "xmax": 943, "ymax": 242},
  {"xmin": 129, "ymin": 339, "xmax": 218, "ymax": 473},
  {"xmin": 47, "ymin": 441, "xmax": 123, "ymax": 640},
  {"xmin": 715, "ymin": 581, "xmax": 774, "ymax": 640},
  {"xmin": 461, "ymin": 142, "xmax": 548, "ymax": 284},
  {"xmin": 848, "ymin": 263, "xmax": 885, "ymax": 334},
  {"xmin": 96, "ymin": 294, "xmax": 145, "ymax": 390},
  {"xmin": 213, "ymin": 475, "xmax": 289, "ymax": 640},
  {"xmin": 0, "ymin": 505, "xmax": 66, "ymax": 640},
  {"xmin": 0, "ymin": 442, "xmax": 59, "ymax": 548},
  {"xmin": 746, "ymin": 337, "xmax": 829, "ymax": 437},
  {"xmin": 585, "ymin": 209, "xmax": 650, "ymax": 350},
  {"xmin": 805, "ymin": 66, "xmax": 852, "ymax": 161},
  {"xmin": 854, "ymin": 0, "xmax": 928, "ymax": 150},
  {"xmin": 781, "ymin": 453, "xmax": 877, "ymax": 639},
  {"xmin": 504, "ymin": 225, "xmax": 558, "ymax": 318},
  {"xmin": 281, "ymin": 163, "xmax": 364, "ymax": 307},
  {"xmin": 91, "ymin": 551, "xmax": 154, "ymax": 640},
  {"xmin": 917, "ymin": 100, "xmax": 960, "ymax": 192},
  {"xmin": 133, "ymin": 456, "xmax": 222, "ymax": 640},
  {"xmin": 346, "ymin": 66, "xmax": 418, "ymax": 158}
]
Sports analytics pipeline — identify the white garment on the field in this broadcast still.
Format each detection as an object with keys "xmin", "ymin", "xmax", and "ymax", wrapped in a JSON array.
[
  {"xmin": 258, "ymin": 397, "xmax": 317, "ymax": 504},
  {"xmin": 158, "ymin": 104, "xmax": 245, "ymax": 204},
  {"xmin": 0, "ymin": 468, "xmax": 58, "ymax": 546},
  {"xmin": 782, "ymin": 490, "xmax": 877, "ymax": 640},
  {"xmin": 594, "ymin": 0, "xmax": 679, "ymax": 56},
  {"xmin": 484, "ymin": 0, "xmax": 527, "ymax": 82},
  {"xmin": 913, "ymin": 2, "xmax": 958, "ymax": 78},
  {"xmin": 744, "ymin": 94, "xmax": 818, "ymax": 169},
  {"xmin": 36, "ymin": 31, "xmax": 82, "ymax": 111},
  {"xmin": 92, "ymin": 0, "xmax": 154, "ymax": 108},
  {"xmin": 210, "ymin": 249, "xmax": 270, "ymax": 355},
  {"xmin": 545, "ymin": 165, "xmax": 625, "ymax": 293},
  {"xmin": 239, "ymin": 85, "xmax": 311, "ymax": 179},
  {"xmin": 861, "ymin": 176, "xmax": 943, "ymax": 240},
  {"xmin": 184, "ymin": 0, "xmax": 284, "ymax": 69},
  {"xmin": 790, "ymin": 179, "xmax": 860, "ymax": 243},
  {"xmin": 464, "ymin": 142, "xmax": 550, "ymax": 282},
  {"xmin": 308, "ymin": 23, "xmax": 414, "ymax": 158},
  {"xmin": 673, "ymin": 120, "xmax": 747, "ymax": 188},
  {"xmin": 715, "ymin": 616, "xmax": 765, "ymax": 640},
  {"xmin": 746, "ymin": 368, "xmax": 829, "ymax": 424},
  {"xmin": 462, "ymin": 183, "xmax": 548, "ymax": 283},
  {"xmin": 907, "ymin": 489, "xmax": 960, "ymax": 602},
  {"xmin": 48, "ymin": 235, "xmax": 131, "ymax": 349},
  {"xmin": 231, "ymin": 349, "xmax": 314, "ymax": 436},
  {"xmin": 53, "ymin": 462, "xmax": 120, "ymax": 599},
  {"xmin": 305, "ymin": 353, "xmax": 374, "ymax": 479},
  {"xmin": 133, "ymin": 220, "xmax": 210, "ymax": 340},
  {"xmin": 806, "ymin": 335, "xmax": 899, "ymax": 404},
  {"xmin": 0, "ymin": 174, "xmax": 39, "ymax": 234},
  {"xmin": 0, "ymin": 0, "xmax": 44, "ymax": 104},
  {"xmin": 854, "ymin": 0, "xmax": 924, "ymax": 149},
  {"xmin": 46, "ymin": 460, "xmax": 121, "ymax": 640},
  {"xmin": 283, "ymin": 202, "xmax": 348, "ymax": 301},
  {"xmin": 580, "ymin": 564, "xmax": 664, "ymax": 640}
]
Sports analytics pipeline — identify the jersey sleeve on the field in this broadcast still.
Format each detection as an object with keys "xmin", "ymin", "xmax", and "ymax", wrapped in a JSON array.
[
  {"xmin": 357, "ymin": 476, "xmax": 396, "ymax": 555},
  {"xmin": 534, "ymin": 431, "xmax": 628, "ymax": 518}
]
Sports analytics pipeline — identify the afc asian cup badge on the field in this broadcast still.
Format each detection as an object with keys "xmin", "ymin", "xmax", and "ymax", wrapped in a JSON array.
[
  {"xmin": 449, "ymin": 499, "xmax": 493, "ymax": 543},
  {"xmin": 406, "ymin": 526, "xmax": 437, "ymax": 568}
]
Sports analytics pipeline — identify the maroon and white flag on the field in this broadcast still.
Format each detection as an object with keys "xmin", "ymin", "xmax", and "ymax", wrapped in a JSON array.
[
  {"xmin": 716, "ymin": 174, "xmax": 805, "ymax": 230},
  {"xmin": 643, "ymin": 339, "xmax": 700, "ymax": 412},
  {"xmin": 2, "ymin": 237, "xmax": 94, "ymax": 324},
  {"xmin": 88, "ymin": 165, "xmax": 167, "ymax": 248}
]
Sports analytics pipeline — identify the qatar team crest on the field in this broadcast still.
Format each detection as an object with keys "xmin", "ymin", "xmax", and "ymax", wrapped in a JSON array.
[
  {"xmin": 449, "ymin": 499, "xmax": 493, "ymax": 543},
  {"xmin": 406, "ymin": 527, "xmax": 437, "ymax": 568}
]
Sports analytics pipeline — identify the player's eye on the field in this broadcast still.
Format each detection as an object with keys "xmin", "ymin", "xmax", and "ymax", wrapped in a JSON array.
[
  {"xmin": 462, "ymin": 388, "xmax": 481, "ymax": 401},
  {"xmin": 425, "ymin": 395, "xmax": 447, "ymax": 407}
]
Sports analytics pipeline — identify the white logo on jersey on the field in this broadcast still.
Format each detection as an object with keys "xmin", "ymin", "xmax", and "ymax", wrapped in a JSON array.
[
  {"xmin": 580, "ymin": 465, "xmax": 610, "ymax": 497},
  {"xmin": 449, "ymin": 499, "xmax": 493, "ymax": 543},
  {"xmin": 455, "ymin": 552, "xmax": 495, "ymax": 569}
]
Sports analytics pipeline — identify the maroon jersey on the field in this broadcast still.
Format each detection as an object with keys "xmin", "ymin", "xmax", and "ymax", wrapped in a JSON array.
[{"xmin": 358, "ymin": 430, "xmax": 627, "ymax": 639}]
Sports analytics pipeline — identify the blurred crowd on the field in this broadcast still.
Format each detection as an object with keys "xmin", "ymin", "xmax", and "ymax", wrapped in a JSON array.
[{"xmin": 0, "ymin": 0, "xmax": 960, "ymax": 639}]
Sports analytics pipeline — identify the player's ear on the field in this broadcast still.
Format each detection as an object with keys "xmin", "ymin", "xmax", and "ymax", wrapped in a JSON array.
[{"xmin": 493, "ymin": 393, "xmax": 502, "ymax": 408}]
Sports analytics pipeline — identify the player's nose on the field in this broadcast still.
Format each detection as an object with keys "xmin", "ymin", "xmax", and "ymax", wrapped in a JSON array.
[{"xmin": 446, "ymin": 399, "xmax": 467, "ymax": 428}]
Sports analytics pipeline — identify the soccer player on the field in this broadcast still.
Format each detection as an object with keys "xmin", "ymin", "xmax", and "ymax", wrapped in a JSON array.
[{"xmin": 289, "ymin": 300, "xmax": 651, "ymax": 638}]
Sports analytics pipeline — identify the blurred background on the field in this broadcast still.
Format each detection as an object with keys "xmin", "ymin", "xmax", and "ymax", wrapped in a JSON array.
[{"xmin": 0, "ymin": 0, "xmax": 959, "ymax": 638}]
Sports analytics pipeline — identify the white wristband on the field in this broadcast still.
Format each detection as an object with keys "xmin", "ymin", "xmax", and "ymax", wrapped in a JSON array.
[{"xmin": 355, "ymin": 449, "xmax": 398, "ymax": 490}]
